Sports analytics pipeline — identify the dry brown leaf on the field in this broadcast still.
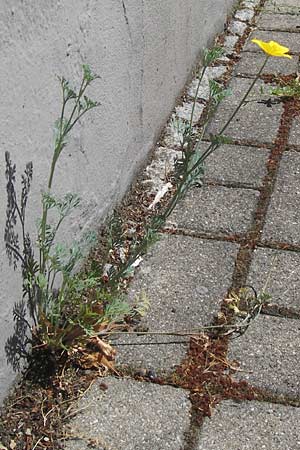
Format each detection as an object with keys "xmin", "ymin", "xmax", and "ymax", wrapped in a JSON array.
[{"xmin": 88, "ymin": 337, "xmax": 116, "ymax": 360}]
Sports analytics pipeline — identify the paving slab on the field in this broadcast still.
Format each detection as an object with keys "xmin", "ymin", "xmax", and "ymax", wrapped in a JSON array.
[
  {"xmin": 234, "ymin": 51, "xmax": 298, "ymax": 76},
  {"xmin": 114, "ymin": 235, "xmax": 238, "ymax": 371},
  {"xmin": 244, "ymin": 30, "xmax": 300, "ymax": 54},
  {"xmin": 203, "ymin": 143, "xmax": 269, "ymax": 187},
  {"xmin": 65, "ymin": 377, "xmax": 191, "ymax": 450},
  {"xmin": 288, "ymin": 116, "xmax": 300, "ymax": 146},
  {"xmin": 264, "ymin": 0, "xmax": 300, "ymax": 14},
  {"xmin": 223, "ymin": 35, "xmax": 239, "ymax": 54},
  {"xmin": 257, "ymin": 12, "xmax": 300, "ymax": 31},
  {"xmin": 187, "ymin": 66, "xmax": 227, "ymax": 100},
  {"xmin": 235, "ymin": 8, "xmax": 255, "ymax": 22},
  {"xmin": 263, "ymin": 152, "xmax": 300, "ymax": 245},
  {"xmin": 248, "ymin": 247, "xmax": 300, "ymax": 309},
  {"xmin": 228, "ymin": 20, "xmax": 248, "ymax": 36},
  {"xmin": 169, "ymin": 185, "xmax": 259, "ymax": 234},
  {"xmin": 176, "ymin": 101, "xmax": 204, "ymax": 125},
  {"xmin": 207, "ymin": 77, "xmax": 283, "ymax": 144},
  {"xmin": 240, "ymin": 0, "xmax": 261, "ymax": 6},
  {"xmin": 229, "ymin": 315, "xmax": 300, "ymax": 397},
  {"xmin": 197, "ymin": 400, "xmax": 300, "ymax": 450}
]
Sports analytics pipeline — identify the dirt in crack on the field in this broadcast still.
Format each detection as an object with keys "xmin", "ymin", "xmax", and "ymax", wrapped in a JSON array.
[
  {"xmin": 171, "ymin": 333, "xmax": 257, "ymax": 425},
  {"xmin": 230, "ymin": 97, "xmax": 300, "ymax": 291}
]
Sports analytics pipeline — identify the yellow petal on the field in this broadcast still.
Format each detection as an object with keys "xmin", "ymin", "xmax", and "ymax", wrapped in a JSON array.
[{"xmin": 251, "ymin": 38, "xmax": 292, "ymax": 58}]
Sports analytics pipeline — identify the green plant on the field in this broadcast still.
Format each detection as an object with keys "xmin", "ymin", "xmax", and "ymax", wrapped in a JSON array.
[
  {"xmin": 5, "ymin": 37, "xmax": 288, "ymax": 372},
  {"xmin": 4, "ymin": 65, "xmax": 141, "ymax": 371},
  {"xmin": 95, "ymin": 41, "xmax": 288, "ymax": 342},
  {"xmin": 270, "ymin": 76, "xmax": 300, "ymax": 98}
]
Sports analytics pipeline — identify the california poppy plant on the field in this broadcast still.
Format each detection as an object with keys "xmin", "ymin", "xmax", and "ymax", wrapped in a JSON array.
[{"xmin": 251, "ymin": 39, "xmax": 292, "ymax": 59}]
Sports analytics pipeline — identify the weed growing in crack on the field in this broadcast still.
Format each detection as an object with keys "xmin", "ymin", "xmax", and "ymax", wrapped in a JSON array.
[
  {"xmin": 4, "ymin": 65, "xmax": 142, "ymax": 375},
  {"xmin": 270, "ymin": 75, "xmax": 300, "ymax": 99},
  {"xmin": 4, "ymin": 38, "xmax": 293, "ymax": 377},
  {"xmin": 103, "ymin": 40, "xmax": 293, "ymax": 342}
]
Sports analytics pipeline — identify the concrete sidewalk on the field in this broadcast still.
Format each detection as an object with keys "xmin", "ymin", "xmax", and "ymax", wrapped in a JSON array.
[{"xmin": 65, "ymin": 1, "xmax": 300, "ymax": 448}]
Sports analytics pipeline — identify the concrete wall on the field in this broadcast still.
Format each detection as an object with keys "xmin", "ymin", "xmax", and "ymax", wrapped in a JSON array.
[{"xmin": 0, "ymin": 0, "xmax": 235, "ymax": 401}]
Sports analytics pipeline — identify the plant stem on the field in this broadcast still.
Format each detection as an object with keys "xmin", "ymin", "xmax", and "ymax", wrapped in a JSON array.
[
  {"xmin": 187, "ymin": 65, "xmax": 207, "ymax": 144},
  {"xmin": 186, "ymin": 55, "xmax": 270, "ymax": 177}
]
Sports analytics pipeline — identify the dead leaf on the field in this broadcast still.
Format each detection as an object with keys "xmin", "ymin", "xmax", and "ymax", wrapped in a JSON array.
[
  {"xmin": 9, "ymin": 441, "xmax": 16, "ymax": 450},
  {"xmin": 88, "ymin": 337, "xmax": 116, "ymax": 360}
]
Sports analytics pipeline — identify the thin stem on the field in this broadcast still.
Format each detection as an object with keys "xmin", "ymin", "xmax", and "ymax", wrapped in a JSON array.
[
  {"xmin": 102, "ymin": 319, "xmax": 256, "ymax": 337},
  {"xmin": 178, "ymin": 55, "xmax": 270, "ymax": 184},
  {"xmin": 187, "ymin": 65, "xmax": 207, "ymax": 144},
  {"xmin": 39, "ymin": 78, "xmax": 89, "ymax": 273}
]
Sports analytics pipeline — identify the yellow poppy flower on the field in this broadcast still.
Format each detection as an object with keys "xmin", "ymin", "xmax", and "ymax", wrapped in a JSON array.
[{"xmin": 251, "ymin": 39, "xmax": 292, "ymax": 58}]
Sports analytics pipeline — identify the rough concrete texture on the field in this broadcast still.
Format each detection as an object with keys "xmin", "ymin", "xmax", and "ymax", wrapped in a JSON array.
[
  {"xmin": 223, "ymin": 34, "xmax": 239, "ymax": 53},
  {"xmin": 207, "ymin": 77, "xmax": 283, "ymax": 144},
  {"xmin": 65, "ymin": 377, "xmax": 191, "ymax": 450},
  {"xmin": 263, "ymin": 152, "xmax": 300, "ymax": 245},
  {"xmin": 235, "ymin": 8, "xmax": 255, "ymax": 22},
  {"xmin": 245, "ymin": 30, "xmax": 300, "ymax": 53},
  {"xmin": 176, "ymin": 101, "xmax": 204, "ymax": 124},
  {"xmin": 187, "ymin": 66, "xmax": 227, "ymax": 100},
  {"xmin": 170, "ymin": 185, "xmax": 259, "ymax": 234},
  {"xmin": 288, "ymin": 117, "xmax": 300, "ymax": 147},
  {"xmin": 248, "ymin": 247, "xmax": 300, "ymax": 309},
  {"xmin": 234, "ymin": 51, "xmax": 298, "ymax": 76},
  {"xmin": 257, "ymin": 12, "xmax": 300, "ymax": 32},
  {"xmin": 229, "ymin": 315, "xmax": 300, "ymax": 396},
  {"xmin": 114, "ymin": 234, "xmax": 238, "ymax": 371},
  {"xmin": 264, "ymin": 0, "xmax": 300, "ymax": 13},
  {"xmin": 197, "ymin": 400, "xmax": 300, "ymax": 450},
  {"xmin": 0, "ymin": 0, "xmax": 236, "ymax": 402},
  {"xmin": 142, "ymin": 146, "xmax": 181, "ymax": 194},
  {"xmin": 203, "ymin": 143, "xmax": 269, "ymax": 187},
  {"xmin": 228, "ymin": 19, "xmax": 248, "ymax": 36},
  {"xmin": 241, "ymin": 0, "xmax": 261, "ymax": 6}
]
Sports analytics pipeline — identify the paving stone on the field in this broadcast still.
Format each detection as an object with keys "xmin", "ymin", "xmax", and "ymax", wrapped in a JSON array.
[
  {"xmin": 235, "ymin": 8, "xmax": 255, "ymax": 22},
  {"xmin": 241, "ymin": 0, "xmax": 260, "ymax": 7},
  {"xmin": 244, "ymin": 30, "xmax": 300, "ymax": 54},
  {"xmin": 234, "ymin": 51, "xmax": 298, "ymax": 76},
  {"xmin": 143, "ymin": 146, "xmax": 181, "ymax": 194},
  {"xmin": 65, "ymin": 377, "xmax": 191, "ymax": 450},
  {"xmin": 264, "ymin": 0, "xmax": 300, "ymax": 14},
  {"xmin": 187, "ymin": 66, "xmax": 227, "ymax": 100},
  {"xmin": 197, "ymin": 400, "xmax": 300, "ymax": 450},
  {"xmin": 170, "ymin": 185, "xmax": 259, "ymax": 234},
  {"xmin": 289, "ymin": 116, "xmax": 300, "ymax": 146},
  {"xmin": 257, "ymin": 12, "xmax": 300, "ymax": 32},
  {"xmin": 229, "ymin": 315, "xmax": 300, "ymax": 396},
  {"xmin": 228, "ymin": 20, "xmax": 248, "ymax": 36},
  {"xmin": 207, "ymin": 77, "xmax": 283, "ymax": 144},
  {"xmin": 248, "ymin": 247, "xmax": 300, "ymax": 309},
  {"xmin": 176, "ymin": 101, "xmax": 204, "ymax": 125},
  {"xmin": 223, "ymin": 35, "xmax": 239, "ymax": 53},
  {"xmin": 114, "ymin": 235, "xmax": 238, "ymax": 371},
  {"xmin": 203, "ymin": 143, "xmax": 269, "ymax": 187},
  {"xmin": 263, "ymin": 152, "xmax": 300, "ymax": 245}
]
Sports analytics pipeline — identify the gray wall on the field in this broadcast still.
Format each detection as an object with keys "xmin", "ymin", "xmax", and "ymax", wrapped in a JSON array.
[{"xmin": 0, "ymin": 0, "xmax": 235, "ymax": 401}]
